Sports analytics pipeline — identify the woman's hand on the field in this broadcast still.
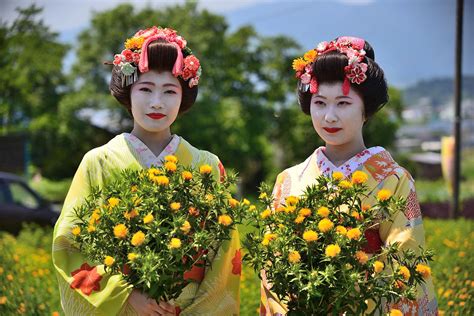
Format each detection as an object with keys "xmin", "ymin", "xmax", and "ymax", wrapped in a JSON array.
[
  {"xmin": 156, "ymin": 300, "xmax": 177, "ymax": 316},
  {"xmin": 128, "ymin": 289, "xmax": 164, "ymax": 316}
]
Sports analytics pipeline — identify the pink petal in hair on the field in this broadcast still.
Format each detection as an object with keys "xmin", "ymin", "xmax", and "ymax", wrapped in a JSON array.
[
  {"xmin": 310, "ymin": 77, "xmax": 319, "ymax": 94},
  {"xmin": 337, "ymin": 36, "xmax": 365, "ymax": 50}
]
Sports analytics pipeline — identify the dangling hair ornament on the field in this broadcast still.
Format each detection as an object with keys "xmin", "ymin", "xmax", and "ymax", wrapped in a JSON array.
[
  {"xmin": 292, "ymin": 36, "xmax": 368, "ymax": 96},
  {"xmin": 112, "ymin": 26, "xmax": 202, "ymax": 88}
]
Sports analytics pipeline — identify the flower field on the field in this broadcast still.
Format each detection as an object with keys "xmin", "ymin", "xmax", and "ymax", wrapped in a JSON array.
[{"xmin": 0, "ymin": 218, "xmax": 472, "ymax": 315}]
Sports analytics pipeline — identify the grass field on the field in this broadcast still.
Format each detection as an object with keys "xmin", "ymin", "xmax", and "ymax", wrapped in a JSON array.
[{"xmin": 0, "ymin": 218, "xmax": 472, "ymax": 315}]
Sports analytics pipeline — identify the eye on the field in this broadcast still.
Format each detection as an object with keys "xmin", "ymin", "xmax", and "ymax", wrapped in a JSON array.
[
  {"xmin": 165, "ymin": 90, "xmax": 177, "ymax": 94},
  {"xmin": 338, "ymin": 101, "xmax": 351, "ymax": 106},
  {"xmin": 313, "ymin": 100, "xmax": 326, "ymax": 107},
  {"xmin": 139, "ymin": 87, "xmax": 152, "ymax": 93}
]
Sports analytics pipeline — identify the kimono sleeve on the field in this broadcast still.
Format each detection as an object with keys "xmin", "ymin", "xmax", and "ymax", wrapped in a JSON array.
[
  {"xmin": 52, "ymin": 151, "xmax": 134, "ymax": 316},
  {"xmin": 378, "ymin": 172, "xmax": 438, "ymax": 315}
]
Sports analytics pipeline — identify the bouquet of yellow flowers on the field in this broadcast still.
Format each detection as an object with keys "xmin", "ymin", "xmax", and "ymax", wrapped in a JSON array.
[
  {"xmin": 71, "ymin": 155, "xmax": 248, "ymax": 301},
  {"xmin": 244, "ymin": 171, "xmax": 433, "ymax": 315}
]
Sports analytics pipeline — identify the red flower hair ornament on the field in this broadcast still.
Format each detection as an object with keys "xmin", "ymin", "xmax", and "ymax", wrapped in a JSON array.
[
  {"xmin": 112, "ymin": 26, "xmax": 201, "ymax": 88},
  {"xmin": 293, "ymin": 36, "xmax": 368, "ymax": 95}
]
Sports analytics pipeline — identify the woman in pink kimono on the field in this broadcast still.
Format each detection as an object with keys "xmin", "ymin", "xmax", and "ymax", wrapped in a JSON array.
[
  {"xmin": 52, "ymin": 26, "xmax": 241, "ymax": 316},
  {"xmin": 260, "ymin": 36, "xmax": 438, "ymax": 315}
]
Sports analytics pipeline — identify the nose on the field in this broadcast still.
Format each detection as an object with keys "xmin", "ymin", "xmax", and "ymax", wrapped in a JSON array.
[
  {"xmin": 151, "ymin": 94, "xmax": 163, "ymax": 109},
  {"xmin": 324, "ymin": 105, "xmax": 338, "ymax": 123}
]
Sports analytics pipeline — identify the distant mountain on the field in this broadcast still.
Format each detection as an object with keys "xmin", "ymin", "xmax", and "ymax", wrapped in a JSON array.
[{"xmin": 403, "ymin": 76, "xmax": 474, "ymax": 108}]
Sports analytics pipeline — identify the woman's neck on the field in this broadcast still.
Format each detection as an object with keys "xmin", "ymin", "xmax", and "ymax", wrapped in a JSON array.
[
  {"xmin": 324, "ymin": 140, "xmax": 367, "ymax": 167},
  {"xmin": 131, "ymin": 126, "xmax": 173, "ymax": 157}
]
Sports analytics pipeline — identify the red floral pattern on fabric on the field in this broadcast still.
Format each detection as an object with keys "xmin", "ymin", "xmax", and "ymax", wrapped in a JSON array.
[
  {"xmin": 389, "ymin": 297, "xmax": 420, "ymax": 315},
  {"xmin": 404, "ymin": 190, "xmax": 422, "ymax": 220},
  {"xmin": 175, "ymin": 306, "xmax": 182, "ymax": 315},
  {"xmin": 70, "ymin": 263, "xmax": 102, "ymax": 296},
  {"xmin": 183, "ymin": 249, "xmax": 207, "ymax": 282},
  {"xmin": 231, "ymin": 249, "xmax": 242, "ymax": 275},
  {"xmin": 364, "ymin": 151, "xmax": 398, "ymax": 181},
  {"xmin": 218, "ymin": 161, "xmax": 226, "ymax": 183},
  {"xmin": 362, "ymin": 228, "xmax": 382, "ymax": 254}
]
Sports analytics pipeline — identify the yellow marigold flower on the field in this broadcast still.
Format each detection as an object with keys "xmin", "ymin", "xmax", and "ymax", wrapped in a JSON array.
[
  {"xmin": 124, "ymin": 36, "xmax": 144, "ymax": 50},
  {"xmin": 285, "ymin": 196, "xmax": 299, "ymax": 206},
  {"xmin": 351, "ymin": 171, "xmax": 368, "ymax": 184},
  {"xmin": 182, "ymin": 171, "xmax": 193, "ymax": 181},
  {"xmin": 180, "ymin": 221, "xmax": 191, "ymax": 233},
  {"xmin": 143, "ymin": 213, "xmax": 154, "ymax": 224},
  {"xmin": 351, "ymin": 211, "xmax": 363, "ymax": 221},
  {"xmin": 317, "ymin": 206, "xmax": 330, "ymax": 217},
  {"xmin": 377, "ymin": 189, "xmax": 392, "ymax": 201},
  {"xmin": 373, "ymin": 261, "xmax": 384, "ymax": 273},
  {"xmin": 260, "ymin": 209, "xmax": 272, "ymax": 219},
  {"xmin": 285, "ymin": 206, "xmax": 296, "ymax": 213},
  {"xmin": 292, "ymin": 57, "xmax": 307, "ymax": 72},
  {"xmin": 104, "ymin": 256, "xmax": 115, "ymax": 267},
  {"xmin": 339, "ymin": 180, "xmax": 352, "ymax": 189},
  {"xmin": 155, "ymin": 175, "xmax": 169, "ymax": 186},
  {"xmin": 229, "ymin": 198, "xmax": 240, "ymax": 208},
  {"xmin": 131, "ymin": 185, "xmax": 138, "ymax": 192},
  {"xmin": 218, "ymin": 214, "xmax": 233, "ymax": 226},
  {"xmin": 128, "ymin": 253, "xmax": 138, "ymax": 261},
  {"xmin": 169, "ymin": 238, "xmax": 182, "ymax": 249},
  {"xmin": 303, "ymin": 230, "xmax": 318, "ymax": 242},
  {"xmin": 87, "ymin": 225, "xmax": 96, "ymax": 233},
  {"xmin": 276, "ymin": 206, "xmax": 286, "ymax": 213},
  {"xmin": 416, "ymin": 264, "xmax": 431, "ymax": 279},
  {"xmin": 288, "ymin": 251, "xmax": 301, "ymax": 263},
  {"xmin": 114, "ymin": 224, "xmax": 128, "ymax": 239},
  {"xmin": 262, "ymin": 233, "xmax": 277, "ymax": 246},
  {"xmin": 294, "ymin": 216, "xmax": 305, "ymax": 224},
  {"xmin": 71, "ymin": 226, "xmax": 81, "ymax": 236},
  {"xmin": 249, "ymin": 205, "xmax": 256, "ymax": 211},
  {"xmin": 259, "ymin": 192, "xmax": 267, "ymax": 199},
  {"xmin": 325, "ymin": 244, "xmax": 341, "ymax": 258},
  {"xmin": 91, "ymin": 209, "xmax": 101, "ymax": 221},
  {"xmin": 243, "ymin": 198, "xmax": 251, "ymax": 205},
  {"xmin": 355, "ymin": 251, "xmax": 368, "ymax": 264},
  {"xmin": 108, "ymin": 197, "xmax": 120, "ymax": 208},
  {"xmin": 205, "ymin": 194, "xmax": 214, "ymax": 201},
  {"xmin": 200, "ymin": 164, "xmax": 212, "ymax": 174},
  {"xmin": 318, "ymin": 218, "xmax": 334, "ymax": 233},
  {"xmin": 390, "ymin": 309, "xmax": 403, "ymax": 316},
  {"xmin": 399, "ymin": 266, "xmax": 411, "ymax": 280},
  {"xmin": 303, "ymin": 49, "xmax": 317, "ymax": 62},
  {"xmin": 332, "ymin": 171, "xmax": 344, "ymax": 181},
  {"xmin": 299, "ymin": 208, "xmax": 311, "ymax": 217},
  {"xmin": 124, "ymin": 209, "xmax": 138, "ymax": 220},
  {"xmin": 164, "ymin": 155, "xmax": 178, "ymax": 163},
  {"xmin": 336, "ymin": 226, "xmax": 347, "ymax": 235},
  {"xmin": 170, "ymin": 202, "xmax": 181, "ymax": 212},
  {"xmin": 6, "ymin": 274, "xmax": 13, "ymax": 281},
  {"xmin": 164, "ymin": 161, "xmax": 177, "ymax": 172},
  {"xmin": 347, "ymin": 228, "xmax": 362, "ymax": 240},
  {"xmin": 0, "ymin": 296, "xmax": 7, "ymax": 304},
  {"xmin": 131, "ymin": 231, "xmax": 146, "ymax": 246}
]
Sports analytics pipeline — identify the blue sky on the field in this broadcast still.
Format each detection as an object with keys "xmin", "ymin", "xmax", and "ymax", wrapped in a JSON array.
[{"xmin": 1, "ymin": 0, "xmax": 473, "ymax": 88}]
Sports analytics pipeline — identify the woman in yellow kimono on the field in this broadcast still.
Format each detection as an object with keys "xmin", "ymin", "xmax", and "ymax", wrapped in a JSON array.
[
  {"xmin": 52, "ymin": 26, "xmax": 241, "ymax": 316},
  {"xmin": 261, "ymin": 37, "xmax": 438, "ymax": 315}
]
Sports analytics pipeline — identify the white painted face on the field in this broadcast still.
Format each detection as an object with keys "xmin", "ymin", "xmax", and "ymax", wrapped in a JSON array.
[
  {"xmin": 310, "ymin": 82, "xmax": 365, "ymax": 147},
  {"xmin": 130, "ymin": 70, "xmax": 182, "ymax": 134}
]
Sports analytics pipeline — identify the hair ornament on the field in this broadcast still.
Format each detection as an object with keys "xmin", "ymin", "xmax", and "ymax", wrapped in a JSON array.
[
  {"xmin": 293, "ymin": 36, "xmax": 367, "ymax": 95},
  {"xmin": 112, "ymin": 26, "xmax": 201, "ymax": 88}
]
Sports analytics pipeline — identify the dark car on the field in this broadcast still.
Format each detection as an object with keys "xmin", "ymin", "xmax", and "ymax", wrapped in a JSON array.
[{"xmin": 0, "ymin": 172, "xmax": 59, "ymax": 234}]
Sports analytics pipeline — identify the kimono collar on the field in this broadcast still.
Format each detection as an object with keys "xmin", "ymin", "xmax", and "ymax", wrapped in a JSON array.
[
  {"xmin": 315, "ymin": 146, "xmax": 385, "ymax": 177},
  {"xmin": 123, "ymin": 133, "xmax": 180, "ymax": 168}
]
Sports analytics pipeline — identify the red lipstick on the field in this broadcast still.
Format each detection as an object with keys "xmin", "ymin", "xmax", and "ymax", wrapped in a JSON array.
[
  {"xmin": 323, "ymin": 127, "xmax": 342, "ymax": 133},
  {"xmin": 146, "ymin": 113, "xmax": 166, "ymax": 120}
]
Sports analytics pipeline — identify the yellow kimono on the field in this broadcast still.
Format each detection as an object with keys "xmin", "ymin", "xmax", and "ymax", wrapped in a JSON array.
[
  {"xmin": 261, "ymin": 146, "xmax": 438, "ymax": 316},
  {"xmin": 52, "ymin": 133, "xmax": 241, "ymax": 316}
]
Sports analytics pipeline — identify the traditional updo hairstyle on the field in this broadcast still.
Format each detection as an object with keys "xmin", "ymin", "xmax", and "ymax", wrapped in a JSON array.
[
  {"xmin": 110, "ymin": 39, "xmax": 198, "ymax": 115},
  {"xmin": 298, "ymin": 38, "xmax": 388, "ymax": 120}
]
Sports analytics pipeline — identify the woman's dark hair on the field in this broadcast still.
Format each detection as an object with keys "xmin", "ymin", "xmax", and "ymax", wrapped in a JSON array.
[
  {"xmin": 298, "ymin": 39, "xmax": 388, "ymax": 119},
  {"xmin": 110, "ymin": 39, "xmax": 198, "ymax": 115}
]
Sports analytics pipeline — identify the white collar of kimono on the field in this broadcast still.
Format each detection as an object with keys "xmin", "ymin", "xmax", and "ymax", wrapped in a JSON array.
[
  {"xmin": 314, "ymin": 146, "xmax": 385, "ymax": 177},
  {"xmin": 123, "ymin": 133, "xmax": 180, "ymax": 168}
]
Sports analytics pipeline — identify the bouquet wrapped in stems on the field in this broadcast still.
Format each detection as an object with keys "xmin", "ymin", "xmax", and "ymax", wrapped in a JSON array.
[
  {"xmin": 71, "ymin": 155, "xmax": 249, "ymax": 301},
  {"xmin": 244, "ymin": 171, "xmax": 434, "ymax": 315}
]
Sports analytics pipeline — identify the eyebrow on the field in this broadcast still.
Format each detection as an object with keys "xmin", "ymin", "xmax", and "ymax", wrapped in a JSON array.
[
  {"xmin": 136, "ymin": 82, "xmax": 179, "ymax": 88},
  {"xmin": 314, "ymin": 95, "xmax": 352, "ymax": 100}
]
